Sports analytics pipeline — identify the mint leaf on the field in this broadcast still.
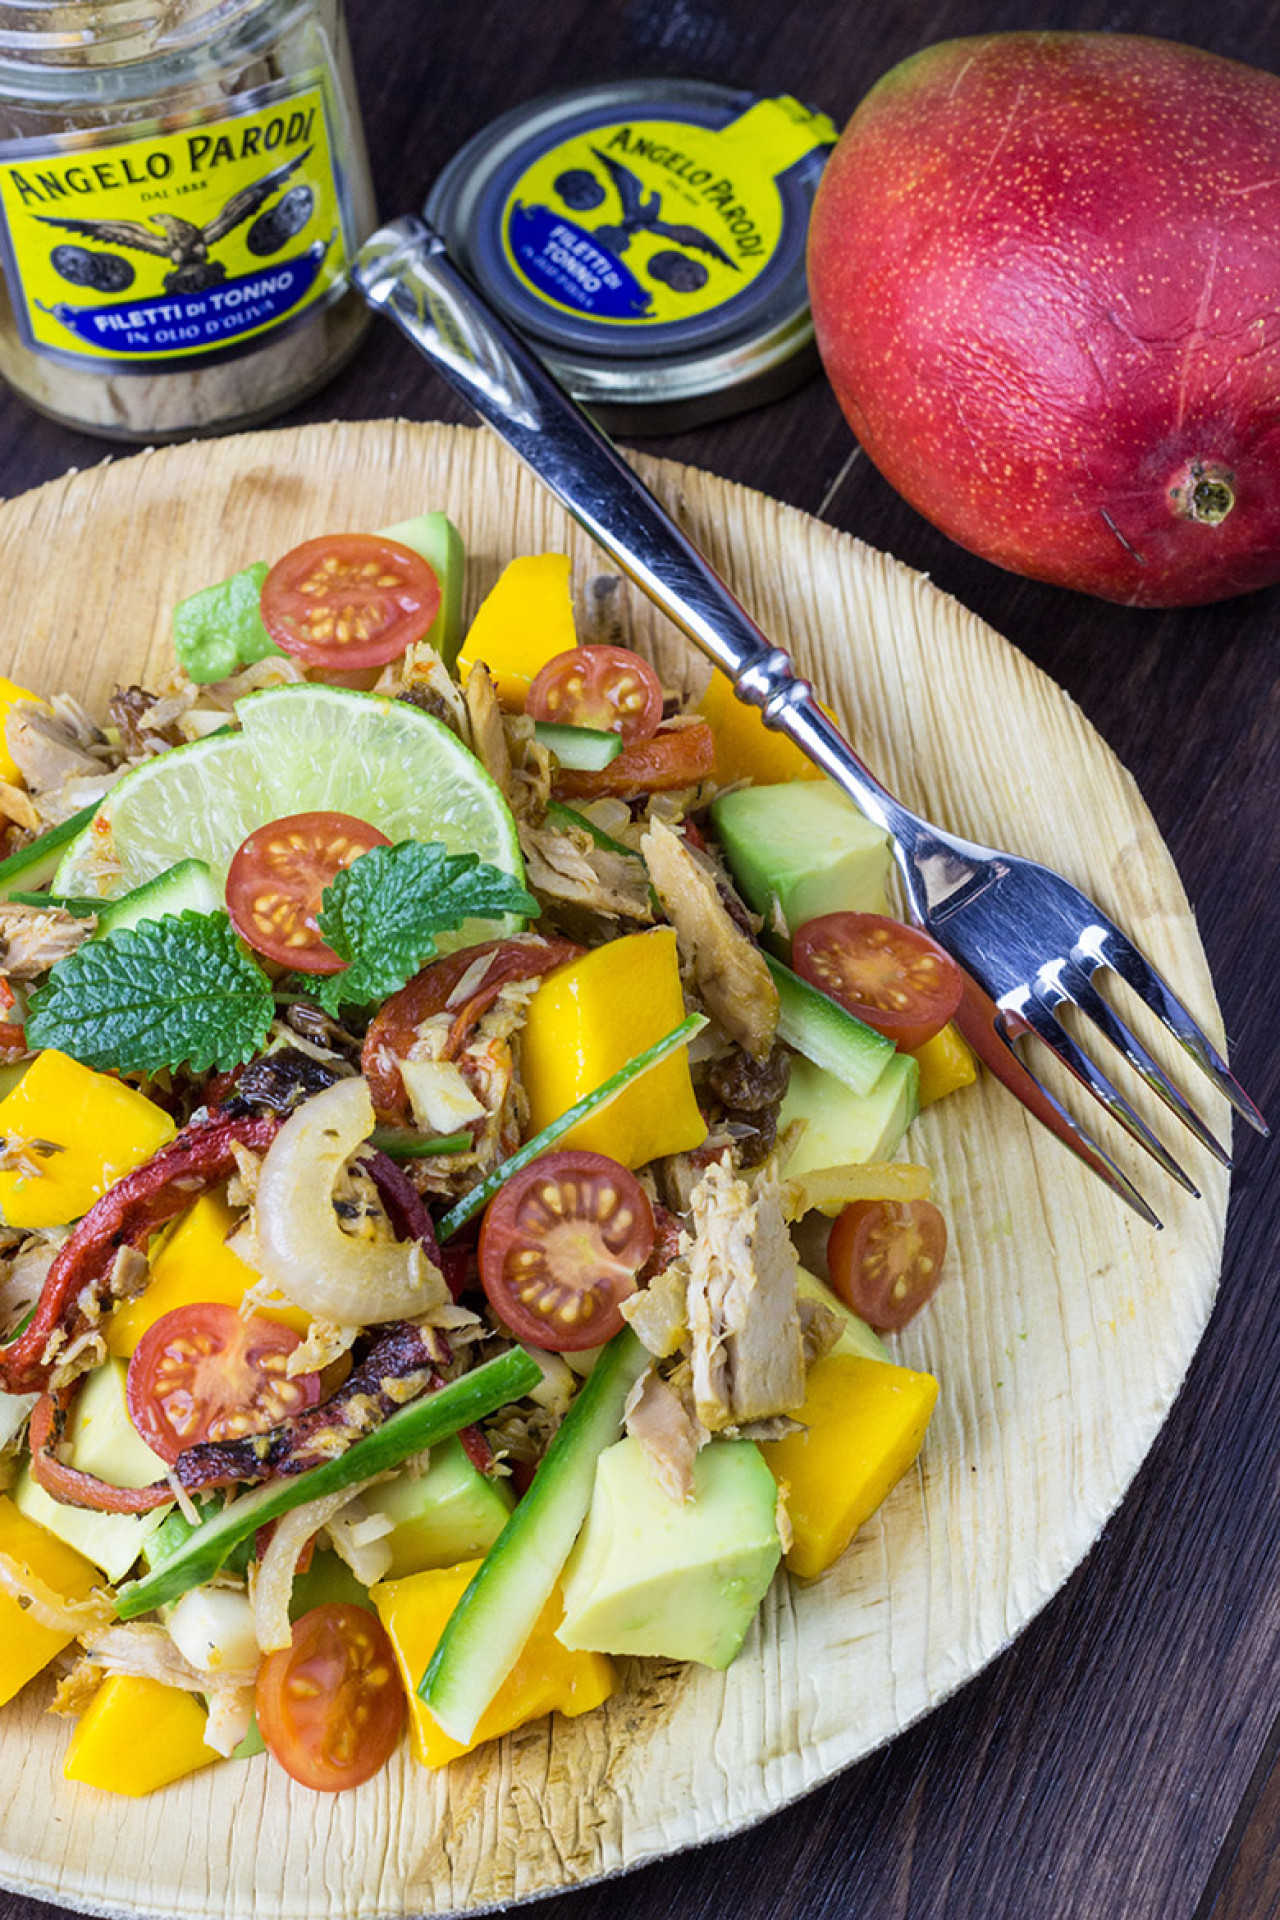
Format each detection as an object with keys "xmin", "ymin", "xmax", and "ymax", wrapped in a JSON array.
[
  {"xmin": 26, "ymin": 911, "xmax": 274, "ymax": 1074},
  {"xmin": 312, "ymin": 841, "xmax": 537, "ymax": 1015}
]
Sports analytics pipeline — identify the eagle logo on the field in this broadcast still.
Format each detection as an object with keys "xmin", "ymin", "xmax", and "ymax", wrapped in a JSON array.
[
  {"xmin": 588, "ymin": 149, "xmax": 739, "ymax": 274},
  {"xmin": 34, "ymin": 148, "xmax": 313, "ymax": 296}
]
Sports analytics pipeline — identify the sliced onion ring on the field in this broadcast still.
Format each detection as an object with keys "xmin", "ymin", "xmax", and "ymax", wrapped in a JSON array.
[{"xmin": 253, "ymin": 1078, "xmax": 448, "ymax": 1325}]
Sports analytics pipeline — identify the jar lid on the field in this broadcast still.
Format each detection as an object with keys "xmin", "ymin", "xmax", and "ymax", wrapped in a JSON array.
[{"xmin": 424, "ymin": 79, "xmax": 836, "ymax": 433}]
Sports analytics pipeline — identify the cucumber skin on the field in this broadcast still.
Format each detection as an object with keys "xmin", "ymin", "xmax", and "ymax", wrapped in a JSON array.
[
  {"xmin": 436, "ymin": 1012, "xmax": 706, "ymax": 1240},
  {"xmin": 114, "ymin": 1348, "xmax": 540, "ymax": 1619},
  {"xmin": 421, "ymin": 1327, "xmax": 648, "ymax": 1742},
  {"xmin": 766, "ymin": 953, "xmax": 895, "ymax": 1098},
  {"xmin": 0, "ymin": 803, "xmax": 100, "ymax": 902}
]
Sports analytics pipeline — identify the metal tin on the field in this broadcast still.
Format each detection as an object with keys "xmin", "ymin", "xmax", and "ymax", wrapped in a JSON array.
[{"xmin": 425, "ymin": 79, "xmax": 835, "ymax": 434}]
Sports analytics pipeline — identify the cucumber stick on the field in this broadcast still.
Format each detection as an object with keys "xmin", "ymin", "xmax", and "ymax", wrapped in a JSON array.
[
  {"xmin": 114, "ymin": 1347, "xmax": 539, "ymax": 1618},
  {"xmin": 765, "ymin": 953, "xmax": 895, "ymax": 1097},
  {"xmin": 532, "ymin": 721, "xmax": 623, "ymax": 771},
  {"xmin": 421, "ymin": 1326, "xmax": 648, "ymax": 1743},
  {"xmin": 94, "ymin": 859, "xmax": 221, "ymax": 936},
  {"xmin": 0, "ymin": 803, "xmax": 100, "ymax": 902},
  {"xmin": 436, "ymin": 1011, "xmax": 706, "ymax": 1239}
]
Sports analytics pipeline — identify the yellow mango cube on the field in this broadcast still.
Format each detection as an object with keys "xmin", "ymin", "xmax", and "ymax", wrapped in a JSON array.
[
  {"xmin": 0, "ymin": 676, "xmax": 45, "ymax": 787},
  {"xmin": 697, "ymin": 669, "xmax": 827, "ymax": 787},
  {"xmin": 372, "ymin": 1560, "xmax": 615, "ymax": 1769},
  {"xmin": 456, "ymin": 553, "xmax": 576, "ymax": 708},
  {"xmin": 910, "ymin": 1023, "xmax": 978, "ymax": 1108},
  {"xmin": 0, "ymin": 1495, "xmax": 100, "ymax": 1706},
  {"xmin": 63, "ymin": 1673, "xmax": 219, "ymax": 1796},
  {"xmin": 107, "ymin": 1190, "xmax": 308, "ymax": 1358},
  {"xmin": 520, "ymin": 928, "xmax": 706, "ymax": 1169},
  {"xmin": 0, "ymin": 1050, "xmax": 176, "ymax": 1230},
  {"xmin": 763, "ymin": 1353, "xmax": 938, "ymax": 1580}
]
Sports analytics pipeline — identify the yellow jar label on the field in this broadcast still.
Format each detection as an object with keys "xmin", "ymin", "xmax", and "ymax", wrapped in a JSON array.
[
  {"xmin": 0, "ymin": 77, "xmax": 350, "ymax": 370},
  {"xmin": 499, "ymin": 96, "xmax": 834, "ymax": 331}
]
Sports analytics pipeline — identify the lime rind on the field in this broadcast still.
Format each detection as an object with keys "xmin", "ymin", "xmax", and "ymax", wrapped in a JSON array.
[{"xmin": 51, "ymin": 685, "xmax": 525, "ymax": 936}]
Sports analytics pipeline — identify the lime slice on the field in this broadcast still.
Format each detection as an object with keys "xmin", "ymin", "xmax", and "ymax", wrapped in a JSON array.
[
  {"xmin": 53, "ymin": 732, "xmax": 262, "ymax": 896},
  {"xmin": 53, "ymin": 686, "xmax": 524, "ymax": 937}
]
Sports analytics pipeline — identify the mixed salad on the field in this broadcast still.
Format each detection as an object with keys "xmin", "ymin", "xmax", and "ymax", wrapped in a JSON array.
[{"xmin": 0, "ymin": 512, "xmax": 976, "ymax": 1797}]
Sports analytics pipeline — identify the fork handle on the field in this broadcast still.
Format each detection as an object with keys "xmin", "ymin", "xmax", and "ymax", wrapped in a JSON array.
[{"xmin": 352, "ymin": 217, "xmax": 921, "ymax": 851}]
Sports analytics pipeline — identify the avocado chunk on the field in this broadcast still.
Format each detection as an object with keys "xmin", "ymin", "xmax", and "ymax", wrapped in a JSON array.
[
  {"xmin": 796, "ymin": 1265, "xmax": 891, "ymax": 1364},
  {"xmin": 379, "ymin": 512, "xmax": 466, "ymax": 669},
  {"xmin": 360, "ymin": 1435, "xmax": 514, "ymax": 1579},
  {"xmin": 557, "ymin": 1436, "xmax": 781, "ymax": 1669},
  {"xmin": 710, "ymin": 782, "xmax": 892, "ymax": 937},
  {"xmin": 779, "ymin": 1052, "xmax": 919, "ymax": 1180},
  {"xmin": 11, "ymin": 1359, "xmax": 172, "ymax": 1582},
  {"xmin": 64, "ymin": 1357, "xmax": 169, "ymax": 1489},
  {"xmin": 13, "ymin": 1464, "xmax": 168, "ymax": 1586},
  {"xmin": 290, "ymin": 1547, "xmax": 376, "ymax": 1617}
]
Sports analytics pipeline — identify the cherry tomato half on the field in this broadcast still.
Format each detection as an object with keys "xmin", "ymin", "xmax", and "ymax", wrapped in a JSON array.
[
  {"xmin": 255, "ymin": 1602, "xmax": 405, "ymax": 1792},
  {"xmin": 552, "ymin": 719, "xmax": 716, "ymax": 800},
  {"xmin": 827, "ymin": 1198, "xmax": 948, "ymax": 1332},
  {"xmin": 526, "ymin": 645, "xmax": 664, "ymax": 745},
  {"xmin": 225, "ymin": 810, "xmax": 390, "ymax": 972},
  {"xmin": 479, "ymin": 1149, "xmax": 655, "ymax": 1351},
  {"xmin": 260, "ymin": 533, "xmax": 441, "ymax": 671},
  {"xmin": 125, "ymin": 1302, "xmax": 322, "ymax": 1464},
  {"xmin": 793, "ymin": 912, "xmax": 963, "ymax": 1052}
]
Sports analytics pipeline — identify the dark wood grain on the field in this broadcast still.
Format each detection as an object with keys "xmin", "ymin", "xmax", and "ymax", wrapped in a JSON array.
[{"xmin": 0, "ymin": 3, "xmax": 1277, "ymax": 1918}]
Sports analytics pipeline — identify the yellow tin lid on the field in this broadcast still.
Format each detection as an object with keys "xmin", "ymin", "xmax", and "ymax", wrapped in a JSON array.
[{"xmin": 425, "ymin": 79, "xmax": 836, "ymax": 432}]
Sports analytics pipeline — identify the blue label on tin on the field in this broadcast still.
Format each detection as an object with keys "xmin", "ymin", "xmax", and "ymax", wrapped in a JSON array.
[
  {"xmin": 32, "ymin": 240, "xmax": 330, "ymax": 358},
  {"xmin": 506, "ymin": 204, "xmax": 653, "ymax": 319}
]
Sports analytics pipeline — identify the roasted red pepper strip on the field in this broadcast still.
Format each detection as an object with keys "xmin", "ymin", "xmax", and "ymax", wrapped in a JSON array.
[
  {"xmin": 0, "ymin": 1019, "xmax": 27, "ymax": 1058},
  {"xmin": 0, "ymin": 1109, "xmax": 281, "ymax": 1396},
  {"xmin": 361, "ymin": 935, "xmax": 582, "ymax": 1122},
  {"xmin": 552, "ymin": 720, "xmax": 715, "ymax": 801},
  {"xmin": 29, "ymin": 1389, "xmax": 172, "ymax": 1513}
]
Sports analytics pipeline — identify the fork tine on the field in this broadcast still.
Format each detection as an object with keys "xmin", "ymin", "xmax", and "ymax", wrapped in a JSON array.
[
  {"xmin": 953, "ymin": 984, "xmax": 1163, "ymax": 1227},
  {"xmin": 1057, "ymin": 964, "xmax": 1232, "ymax": 1168},
  {"xmin": 1019, "ymin": 995, "xmax": 1200, "ymax": 1197},
  {"xmin": 1000, "ymin": 1029, "xmax": 1164, "ymax": 1228},
  {"xmin": 1086, "ymin": 924, "xmax": 1268, "ymax": 1135}
]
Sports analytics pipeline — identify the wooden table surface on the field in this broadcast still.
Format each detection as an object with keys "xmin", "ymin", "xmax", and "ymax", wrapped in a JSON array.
[{"xmin": 0, "ymin": 2, "xmax": 1276, "ymax": 1917}]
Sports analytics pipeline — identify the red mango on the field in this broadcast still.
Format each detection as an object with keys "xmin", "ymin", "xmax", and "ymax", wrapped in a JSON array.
[{"xmin": 808, "ymin": 33, "xmax": 1280, "ymax": 606}]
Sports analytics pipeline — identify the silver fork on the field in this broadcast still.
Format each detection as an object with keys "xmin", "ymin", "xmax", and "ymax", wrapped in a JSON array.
[{"xmin": 353, "ymin": 216, "xmax": 1268, "ymax": 1227}]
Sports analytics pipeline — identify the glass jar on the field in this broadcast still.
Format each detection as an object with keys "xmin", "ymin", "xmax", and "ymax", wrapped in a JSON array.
[{"xmin": 0, "ymin": 0, "xmax": 376, "ymax": 439}]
